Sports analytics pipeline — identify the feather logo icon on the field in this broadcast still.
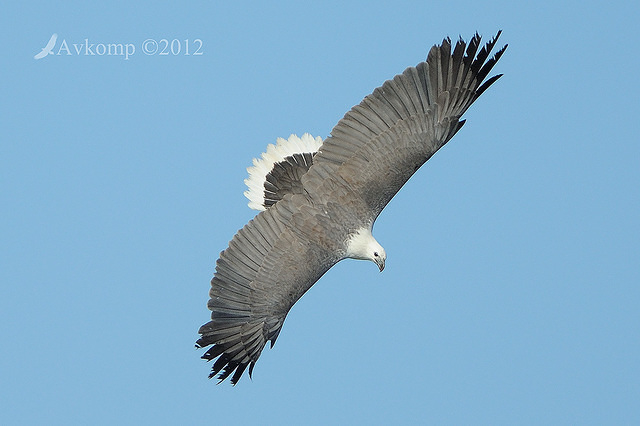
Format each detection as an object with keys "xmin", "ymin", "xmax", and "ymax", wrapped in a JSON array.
[{"xmin": 34, "ymin": 34, "xmax": 57, "ymax": 60}]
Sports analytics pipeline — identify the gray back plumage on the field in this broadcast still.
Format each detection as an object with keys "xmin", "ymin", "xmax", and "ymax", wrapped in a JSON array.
[{"xmin": 198, "ymin": 32, "xmax": 506, "ymax": 384}]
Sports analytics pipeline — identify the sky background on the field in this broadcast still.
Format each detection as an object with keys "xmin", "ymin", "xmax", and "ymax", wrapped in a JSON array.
[{"xmin": 2, "ymin": 1, "xmax": 639, "ymax": 424}]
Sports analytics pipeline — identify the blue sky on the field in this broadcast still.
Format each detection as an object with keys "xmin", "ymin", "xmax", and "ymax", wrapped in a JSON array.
[{"xmin": 2, "ymin": 1, "xmax": 639, "ymax": 424}]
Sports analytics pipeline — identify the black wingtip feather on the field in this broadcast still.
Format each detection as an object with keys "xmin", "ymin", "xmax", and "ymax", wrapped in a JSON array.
[
  {"xmin": 198, "ymin": 319, "xmax": 272, "ymax": 384},
  {"xmin": 476, "ymin": 44, "xmax": 508, "ymax": 85},
  {"xmin": 476, "ymin": 73, "xmax": 503, "ymax": 97},
  {"xmin": 230, "ymin": 362, "xmax": 249, "ymax": 385},
  {"xmin": 454, "ymin": 31, "xmax": 507, "ymax": 102},
  {"xmin": 200, "ymin": 343, "xmax": 226, "ymax": 360},
  {"xmin": 463, "ymin": 32, "xmax": 482, "ymax": 67}
]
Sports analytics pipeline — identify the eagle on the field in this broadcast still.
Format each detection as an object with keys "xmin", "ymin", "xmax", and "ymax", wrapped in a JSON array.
[{"xmin": 197, "ymin": 32, "xmax": 507, "ymax": 384}]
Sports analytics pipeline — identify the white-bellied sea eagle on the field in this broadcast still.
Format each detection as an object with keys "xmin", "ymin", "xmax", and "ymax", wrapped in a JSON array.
[{"xmin": 197, "ymin": 32, "xmax": 507, "ymax": 384}]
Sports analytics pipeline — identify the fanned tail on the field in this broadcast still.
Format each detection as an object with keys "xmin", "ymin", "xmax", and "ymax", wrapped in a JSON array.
[{"xmin": 244, "ymin": 133, "xmax": 323, "ymax": 211}]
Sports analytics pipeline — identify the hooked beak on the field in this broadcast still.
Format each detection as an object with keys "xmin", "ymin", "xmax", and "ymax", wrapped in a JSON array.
[{"xmin": 376, "ymin": 257, "xmax": 385, "ymax": 272}]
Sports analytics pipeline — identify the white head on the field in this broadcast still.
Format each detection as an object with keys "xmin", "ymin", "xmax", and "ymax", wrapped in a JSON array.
[{"xmin": 345, "ymin": 227, "xmax": 386, "ymax": 272}]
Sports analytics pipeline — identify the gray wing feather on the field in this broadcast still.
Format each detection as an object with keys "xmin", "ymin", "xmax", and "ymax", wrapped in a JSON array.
[
  {"xmin": 197, "ymin": 198, "xmax": 338, "ymax": 384},
  {"xmin": 303, "ymin": 32, "xmax": 506, "ymax": 219}
]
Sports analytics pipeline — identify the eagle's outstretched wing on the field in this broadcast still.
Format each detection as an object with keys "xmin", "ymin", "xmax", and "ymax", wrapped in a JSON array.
[
  {"xmin": 197, "ymin": 197, "xmax": 340, "ymax": 384},
  {"xmin": 303, "ymin": 32, "xmax": 506, "ymax": 220}
]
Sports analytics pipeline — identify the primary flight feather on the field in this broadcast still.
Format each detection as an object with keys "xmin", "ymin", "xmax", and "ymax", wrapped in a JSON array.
[{"xmin": 197, "ymin": 32, "xmax": 507, "ymax": 384}]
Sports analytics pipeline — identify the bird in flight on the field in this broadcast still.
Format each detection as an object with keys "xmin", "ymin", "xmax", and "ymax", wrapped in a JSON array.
[
  {"xmin": 34, "ymin": 33, "xmax": 57, "ymax": 60},
  {"xmin": 197, "ymin": 32, "xmax": 507, "ymax": 384}
]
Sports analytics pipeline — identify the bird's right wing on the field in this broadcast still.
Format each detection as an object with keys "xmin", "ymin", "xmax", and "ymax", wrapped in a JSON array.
[
  {"xmin": 197, "ymin": 197, "xmax": 339, "ymax": 384},
  {"xmin": 303, "ymin": 32, "xmax": 506, "ymax": 221}
]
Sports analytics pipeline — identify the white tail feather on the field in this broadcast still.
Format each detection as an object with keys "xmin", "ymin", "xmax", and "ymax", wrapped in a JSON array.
[{"xmin": 244, "ymin": 133, "xmax": 323, "ymax": 211}]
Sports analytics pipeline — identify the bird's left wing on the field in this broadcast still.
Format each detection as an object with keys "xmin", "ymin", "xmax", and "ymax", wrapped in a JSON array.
[
  {"xmin": 302, "ymin": 32, "xmax": 506, "ymax": 220},
  {"xmin": 197, "ymin": 197, "xmax": 339, "ymax": 384}
]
